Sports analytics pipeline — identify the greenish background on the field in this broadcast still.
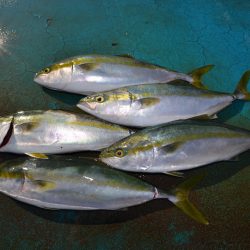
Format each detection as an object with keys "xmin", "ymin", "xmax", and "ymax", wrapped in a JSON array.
[{"xmin": 0, "ymin": 0, "xmax": 249, "ymax": 249}]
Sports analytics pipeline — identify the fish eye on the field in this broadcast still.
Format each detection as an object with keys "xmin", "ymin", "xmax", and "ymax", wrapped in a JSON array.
[
  {"xmin": 115, "ymin": 149, "xmax": 124, "ymax": 158},
  {"xmin": 96, "ymin": 96, "xmax": 104, "ymax": 103},
  {"xmin": 43, "ymin": 68, "xmax": 50, "ymax": 74}
]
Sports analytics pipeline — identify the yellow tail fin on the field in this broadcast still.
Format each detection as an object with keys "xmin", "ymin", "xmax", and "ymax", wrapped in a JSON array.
[
  {"xmin": 169, "ymin": 174, "xmax": 209, "ymax": 225},
  {"xmin": 234, "ymin": 70, "xmax": 250, "ymax": 100},
  {"xmin": 189, "ymin": 65, "xmax": 214, "ymax": 89}
]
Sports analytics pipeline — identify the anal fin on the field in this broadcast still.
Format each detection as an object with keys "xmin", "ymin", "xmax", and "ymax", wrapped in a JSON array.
[
  {"xmin": 164, "ymin": 171, "xmax": 184, "ymax": 178},
  {"xmin": 192, "ymin": 114, "xmax": 218, "ymax": 120}
]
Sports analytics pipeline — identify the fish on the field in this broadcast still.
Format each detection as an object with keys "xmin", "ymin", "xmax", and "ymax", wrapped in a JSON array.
[
  {"xmin": 0, "ymin": 110, "xmax": 133, "ymax": 158},
  {"xmin": 77, "ymin": 70, "xmax": 250, "ymax": 127},
  {"xmin": 34, "ymin": 54, "xmax": 213, "ymax": 95},
  {"xmin": 100, "ymin": 120, "xmax": 250, "ymax": 173},
  {"xmin": 0, "ymin": 157, "xmax": 208, "ymax": 224}
]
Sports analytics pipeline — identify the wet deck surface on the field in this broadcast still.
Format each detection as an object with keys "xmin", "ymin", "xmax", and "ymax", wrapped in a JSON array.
[{"xmin": 0, "ymin": 0, "xmax": 249, "ymax": 249}]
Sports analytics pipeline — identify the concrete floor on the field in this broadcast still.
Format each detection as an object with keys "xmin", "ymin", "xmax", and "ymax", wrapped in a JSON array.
[{"xmin": 0, "ymin": 0, "xmax": 249, "ymax": 249}]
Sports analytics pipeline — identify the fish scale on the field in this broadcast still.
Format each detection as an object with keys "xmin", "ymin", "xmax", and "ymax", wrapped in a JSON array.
[
  {"xmin": 100, "ymin": 120, "xmax": 250, "ymax": 173},
  {"xmin": 78, "ymin": 70, "xmax": 250, "ymax": 127},
  {"xmin": 0, "ymin": 157, "xmax": 208, "ymax": 224},
  {"xmin": 34, "ymin": 54, "xmax": 213, "ymax": 94},
  {"xmin": 0, "ymin": 110, "xmax": 133, "ymax": 158}
]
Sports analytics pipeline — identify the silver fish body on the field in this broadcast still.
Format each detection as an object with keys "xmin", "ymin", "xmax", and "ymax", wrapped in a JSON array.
[
  {"xmin": 0, "ymin": 157, "xmax": 208, "ymax": 224},
  {"xmin": 0, "ymin": 110, "xmax": 133, "ymax": 155},
  {"xmin": 100, "ymin": 121, "xmax": 250, "ymax": 173},
  {"xmin": 34, "ymin": 55, "xmax": 212, "ymax": 95},
  {"xmin": 0, "ymin": 158, "xmax": 155, "ymax": 210},
  {"xmin": 77, "ymin": 82, "xmax": 235, "ymax": 127}
]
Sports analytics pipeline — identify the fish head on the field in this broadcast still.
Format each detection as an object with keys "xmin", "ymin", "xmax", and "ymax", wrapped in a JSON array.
[
  {"xmin": 99, "ymin": 133, "xmax": 154, "ymax": 172},
  {"xmin": 77, "ymin": 89, "xmax": 133, "ymax": 119},
  {"xmin": 34, "ymin": 61, "xmax": 73, "ymax": 89},
  {"xmin": 0, "ymin": 160, "xmax": 24, "ymax": 192}
]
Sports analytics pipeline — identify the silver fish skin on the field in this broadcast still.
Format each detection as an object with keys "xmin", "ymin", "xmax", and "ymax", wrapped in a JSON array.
[
  {"xmin": 0, "ymin": 110, "xmax": 133, "ymax": 156},
  {"xmin": 77, "ymin": 70, "xmax": 250, "ymax": 127},
  {"xmin": 100, "ymin": 121, "xmax": 250, "ymax": 173},
  {"xmin": 0, "ymin": 157, "xmax": 208, "ymax": 224},
  {"xmin": 77, "ymin": 83, "xmax": 231, "ymax": 127},
  {"xmin": 34, "ymin": 55, "xmax": 213, "ymax": 95}
]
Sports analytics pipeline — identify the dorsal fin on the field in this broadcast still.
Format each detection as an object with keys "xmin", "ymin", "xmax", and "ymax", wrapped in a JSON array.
[{"xmin": 117, "ymin": 54, "xmax": 134, "ymax": 59}]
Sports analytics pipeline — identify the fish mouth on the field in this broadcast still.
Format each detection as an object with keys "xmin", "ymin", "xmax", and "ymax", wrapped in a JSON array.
[
  {"xmin": 99, "ymin": 150, "xmax": 113, "ymax": 160},
  {"xmin": 34, "ymin": 73, "xmax": 45, "ymax": 84},
  {"xmin": 99, "ymin": 155, "xmax": 113, "ymax": 167},
  {"xmin": 33, "ymin": 73, "xmax": 39, "ymax": 82},
  {"xmin": 77, "ymin": 100, "xmax": 97, "ymax": 110},
  {"xmin": 99, "ymin": 151, "xmax": 107, "ymax": 160}
]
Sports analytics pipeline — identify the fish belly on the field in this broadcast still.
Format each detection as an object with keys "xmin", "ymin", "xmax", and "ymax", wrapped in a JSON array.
[{"xmin": 7, "ymin": 182, "xmax": 154, "ymax": 210}]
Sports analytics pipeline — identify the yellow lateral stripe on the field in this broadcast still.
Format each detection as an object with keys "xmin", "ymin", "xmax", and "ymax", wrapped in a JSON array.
[
  {"xmin": 67, "ymin": 120, "xmax": 126, "ymax": 131},
  {"xmin": 125, "ymin": 131, "xmax": 248, "ymax": 156}
]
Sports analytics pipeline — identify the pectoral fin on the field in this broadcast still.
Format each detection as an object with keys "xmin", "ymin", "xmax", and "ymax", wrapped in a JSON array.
[
  {"xmin": 16, "ymin": 122, "xmax": 40, "ymax": 132},
  {"xmin": 161, "ymin": 142, "xmax": 183, "ymax": 153},
  {"xmin": 30, "ymin": 180, "xmax": 56, "ymax": 192},
  {"xmin": 133, "ymin": 97, "xmax": 160, "ymax": 109},
  {"xmin": 77, "ymin": 63, "xmax": 99, "ymax": 71},
  {"xmin": 25, "ymin": 153, "xmax": 48, "ymax": 159}
]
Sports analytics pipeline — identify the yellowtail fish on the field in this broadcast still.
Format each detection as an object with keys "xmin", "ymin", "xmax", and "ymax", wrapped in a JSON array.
[
  {"xmin": 0, "ymin": 110, "xmax": 133, "ymax": 159},
  {"xmin": 0, "ymin": 157, "xmax": 208, "ymax": 224},
  {"xmin": 34, "ymin": 54, "xmax": 213, "ymax": 95},
  {"xmin": 100, "ymin": 121, "xmax": 250, "ymax": 173},
  {"xmin": 77, "ymin": 70, "xmax": 250, "ymax": 127}
]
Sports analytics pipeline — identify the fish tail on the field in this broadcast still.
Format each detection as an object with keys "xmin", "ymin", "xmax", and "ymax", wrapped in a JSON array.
[
  {"xmin": 0, "ymin": 117, "xmax": 14, "ymax": 148},
  {"xmin": 168, "ymin": 173, "xmax": 209, "ymax": 225},
  {"xmin": 234, "ymin": 70, "xmax": 250, "ymax": 100},
  {"xmin": 189, "ymin": 65, "xmax": 214, "ymax": 89}
]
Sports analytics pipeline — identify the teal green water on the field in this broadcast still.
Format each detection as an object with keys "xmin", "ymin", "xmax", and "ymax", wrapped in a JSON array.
[{"xmin": 0, "ymin": 0, "xmax": 249, "ymax": 249}]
